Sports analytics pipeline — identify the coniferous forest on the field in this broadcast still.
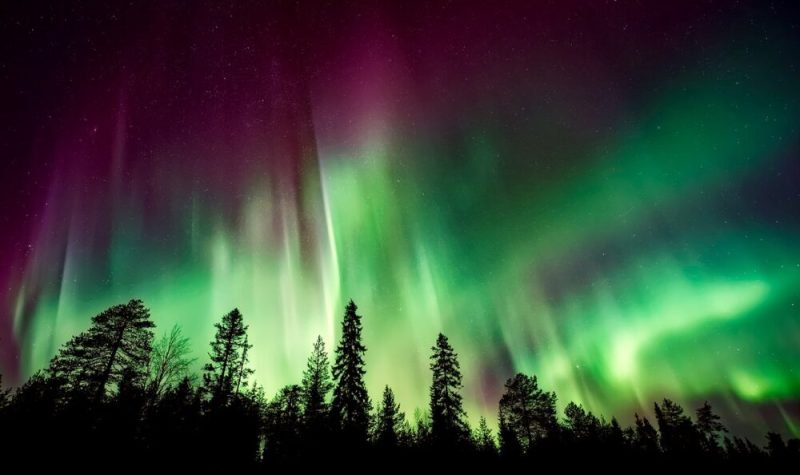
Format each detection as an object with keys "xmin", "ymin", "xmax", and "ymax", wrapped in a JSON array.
[
  {"xmin": 4, "ymin": 2, "xmax": 800, "ymax": 470},
  {"xmin": 0, "ymin": 299, "xmax": 797, "ymax": 469}
]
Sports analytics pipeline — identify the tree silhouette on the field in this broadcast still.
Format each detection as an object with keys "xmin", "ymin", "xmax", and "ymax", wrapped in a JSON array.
[
  {"xmin": 634, "ymin": 413, "xmax": 660, "ymax": 455},
  {"xmin": 330, "ymin": 300, "xmax": 370, "ymax": 446},
  {"xmin": 198, "ymin": 308, "xmax": 259, "ymax": 469},
  {"xmin": 564, "ymin": 401, "xmax": 600, "ymax": 442},
  {"xmin": 103, "ymin": 366, "xmax": 148, "ymax": 462},
  {"xmin": 214, "ymin": 383, "xmax": 265, "ymax": 469},
  {"xmin": 764, "ymin": 431, "xmax": 797, "ymax": 461},
  {"xmin": 48, "ymin": 299, "xmax": 154, "ymax": 402},
  {"xmin": 604, "ymin": 416, "xmax": 626, "ymax": 452},
  {"xmin": 726, "ymin": 434, "xmax": 768, "ymax": 461},
  {"xmin": 498, "ymin": 373, "xmax": 557, "ymax": 456},
  {"xmin": 2, "ymin": 296, "xmax": 800, "ymax": 467},
  {"xmin": 3, "ymin": 371, "xmax": 70, "ymax": 465},
  {"xmin": 654, "ymin": 399, "xmax": 701, "ymax": 456},
  {"xmin": 147, "ymin": 324, "xmax": 195, "ymax": 402},
  {"xmin": 0, "ymin": 373, "xmax": 9, "ymax": 411},
  {"xmin": 202, "ymin": 308, "xmax": 252, "ymax": 407},
  {"xmin": 412, "ymin": 408, "xmax": 432, "ymax": 449},
  {"xmin": 373, "ymin": 385, "xmax": 404, "ymax": 450},
  {"xmin": 144, "ymin": 376, "xmax": 202, "ymax": 465},
  {"xmin": 234, "ymin": 335, "xmax": 252, "ymax": 395},
  {"xmin": 498, "ymin": 414, "xmax": 522, "ymax": 459},
  {"xmin": 695, "ymin": 401, "xmax": 726, "ymax": 454},
  {"xmin": 429, "ymin": 333, "xmax": 469, "ymax": 449},
  {"xmin": 473, "ymin": 416, "xmax": 497, "ymax": 457},
  {"xmin": 264, "ymin": 385, "xmax": 304, "ymax": 462},
  {"xmin": 301, "ymin": 335, "xmax": 333, "ymax": 448},
  {"xmin": 622, "ymin": 425, "xmax": 637, "ymax": 451}
]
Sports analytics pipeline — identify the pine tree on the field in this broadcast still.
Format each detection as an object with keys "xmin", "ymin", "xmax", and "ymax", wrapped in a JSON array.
[
  {"xmin": 330, "ymin": 300, "xmax": 370, "ymax": 445},
  {"xmin": 301, "ymin": 335, "xmax": 333, "ymax": 441},
  {"xmin": 234, "ymin": 335, "xmax": 251, "ymax": 395},
  {"xmin": 374, "ymin": 385, "xmax": 404, "ymax": 449},
  {"xmin": 498, "ymin": 373, "xmax": 557, "ymax": 455},
  {"xmin": 202, "ymin": 308, "xmax": 252, "ymax": 407},
  {"xmin": 695, "ymin": 401, "xmax": 726, "ymax": 453},
  {"xmin": 48, "ymin": 299, "xmax": 155, "ymax": 402},
  {"xmin": 564, "ymin": 401, "xmax": 600, "ymax": 441},
  {"xmin": 654, "ymin": 399, "xmax": 701, "ymax": 456},
  {"xmin": 429, "ymin": 333, "xmax": 468, "ymax": 448}
]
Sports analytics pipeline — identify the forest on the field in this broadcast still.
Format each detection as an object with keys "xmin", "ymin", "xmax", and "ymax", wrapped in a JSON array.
[{"xmin": 0, "ymin": 298, "xmax": 797, "ymax": 468}]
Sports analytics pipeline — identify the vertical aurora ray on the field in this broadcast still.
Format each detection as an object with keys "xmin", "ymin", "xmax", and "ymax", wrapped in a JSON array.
[{"xmin": 2, "ymin": 1, "xmax": 799, "ymax": 439}]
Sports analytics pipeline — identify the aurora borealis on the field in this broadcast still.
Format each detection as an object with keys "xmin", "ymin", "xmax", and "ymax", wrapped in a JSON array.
[{"xmin": 1, "ymin": 1, "xmax": 799, "ymax": 439}]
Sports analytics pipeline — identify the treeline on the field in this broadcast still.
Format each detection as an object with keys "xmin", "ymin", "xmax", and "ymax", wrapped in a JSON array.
[{"xmin": 0, "ymin": 298, "xmax": 797, "ymax": 468}]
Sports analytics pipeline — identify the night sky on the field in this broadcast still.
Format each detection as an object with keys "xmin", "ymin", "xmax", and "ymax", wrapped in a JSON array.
[{"xmin": 1, "ymin": 1, "xmax": 799, "ymax": 438}]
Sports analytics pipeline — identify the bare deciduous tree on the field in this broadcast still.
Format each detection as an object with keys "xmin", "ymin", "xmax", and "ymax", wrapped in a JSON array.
[{"xmin": 147, "ymin": 324, "xmax": 195, "ymax": 401}]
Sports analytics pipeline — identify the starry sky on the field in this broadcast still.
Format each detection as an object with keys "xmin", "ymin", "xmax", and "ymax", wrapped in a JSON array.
[{"xmin": 1, "ymin": 1, "xmax": 799, "ymax": 438}]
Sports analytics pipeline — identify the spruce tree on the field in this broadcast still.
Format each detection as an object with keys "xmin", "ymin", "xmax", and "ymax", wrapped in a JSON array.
[
  {"xmin": 48, "ymin": 299, "xmax": 155, "ymax": 402},
  {"xmin": 474, "ymin": 416, "xmax": 497, "ymax": 456},
  {"xmin": 202, "ymin": 308, "xmax": 252, "ymax": 407},
  {"xmin": 374, "ymin": 385, "xmax": 404, "ymax": 449},
  {"xmin": 330, "ymin": 300, "xmax": 370, "ymax": 444},
  {"xmin": 413, "ymin": 408, "xmax": 432, "ymax": 448},
  {"xmin": 301, "ymin": 335, "xmax": 333, "ymax": 446},
  {"xmin": 302, "ymin": 337, "xmax": 333, "ymax": 425},
  {"xmin": 429, "ymin": 333, "xmax": 468, "ymax": 448}
]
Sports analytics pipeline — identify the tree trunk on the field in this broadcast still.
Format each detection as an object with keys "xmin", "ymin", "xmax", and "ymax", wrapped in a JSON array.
[{"xmin": 95, "ymin": 323, "xmax": 128, "ymax": 403}]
